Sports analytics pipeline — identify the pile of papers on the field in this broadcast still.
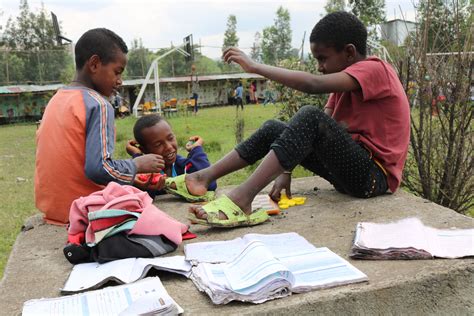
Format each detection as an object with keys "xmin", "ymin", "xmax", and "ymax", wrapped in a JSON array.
[
  {"xmin": 186, "ymin": 233, "xmax": 368, "ymax": 304},
  {"xmin": 62, "ymin": 256, "xmax": 191, "ymax": 294},
  {"xmin": 350, "ymin": 217, "xmax": 474, "ymax": 259},
  {"xmin": 23, "ymin": 277, "xmax": 183, "ymax": 316}
]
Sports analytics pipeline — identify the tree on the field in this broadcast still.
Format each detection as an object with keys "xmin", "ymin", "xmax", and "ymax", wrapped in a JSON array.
[
  {"xmin": 154, "ymin": 45, "xmax": 222, "ymax": 78},
  {"xmin": 221, "ymin": 15, "xmax": 240, "ymax": 72},
  {"xmin": 125, "ymin": 38, "xmax": 154, "ymax": 79},
  {"xmin": 417, "ymin": 0, "xmax": 470, "ymax": 52},
  {"xmin": 222, "ymin": 15, "xmax": 239, "ymax": 51},
  {"xmin": 349, "ymin": 0, "xmax": 386, "ymax": 39},
  {"xmin": 250, "ymin": 32, "xmax": 262, "ymax": 62},
  {"xmin": 261, "ymin": 26, "xmax": 277, "ymax": 65},
  {"xmin": 324, "ymin": 0, "xmax": 346, "ymax": 13},
  {"xmin": 0, "ymin": 0, "xmax": 72, "ymax": 84},
  {"xmin": 261, "ymin": 6, "xmax": 293, "ymax": 65}
]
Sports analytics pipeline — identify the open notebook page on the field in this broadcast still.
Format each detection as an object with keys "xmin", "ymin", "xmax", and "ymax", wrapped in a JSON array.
[
  {"xmin": 223, "ymin": 241, "xmax": 293, "ymax": 292},
  {"xmin": 185, "ymin": 232, "xmax": 317, "ymax": 264},
  {"xmin": 280, "ymin": 247, "xmax": 368, "ymax": 292},
  {"xmin": 428, "ymin": 227, "xmax": 474, "ymax": 258},
  {"xmin": 354, "ymin": 218, "xmax": 431, "ymax": 251}
]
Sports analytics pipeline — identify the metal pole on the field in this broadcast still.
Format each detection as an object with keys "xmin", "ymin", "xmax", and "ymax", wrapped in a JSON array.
[
  {"xmin": 70, "ymin": 42, "xmax": 75, "ymax": 69},
  {"xmin": 37, "ymin": 50, "xmax": 43, "ymax": 84},
  {"xmin": 5, "ymin": 51, "xmax": 10, "ymax": 84},
  {"xmin": 132, "ymin": 43, "xmax": 191, "ymax": 117},
  {"xmin": 154, "ymin": 60, "xmax": 162, "ymax": 115},
  {"xmin": 133, "ymin": 60, "xmax": 155, "ymax": 117}
]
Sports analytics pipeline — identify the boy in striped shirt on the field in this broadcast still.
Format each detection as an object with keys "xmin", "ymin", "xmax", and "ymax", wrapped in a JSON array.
[{"xmin": 35, "ymin": 28, "xmax": 163, "ymax": 225}]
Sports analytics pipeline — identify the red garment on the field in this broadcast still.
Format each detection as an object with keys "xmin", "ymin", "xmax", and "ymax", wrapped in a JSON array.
[
  {"xmin": 325, "ymin": 57, "xmax": 410, "ymax": 192},
  {"xmin": 68, "ymin": 182, "xmax": 188, "ymax": 245}
]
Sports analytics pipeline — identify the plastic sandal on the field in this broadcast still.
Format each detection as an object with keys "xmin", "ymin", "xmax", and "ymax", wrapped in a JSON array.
[{"xmin": 187, "ymin": 194, "xmax": 269, "ymax": 228}]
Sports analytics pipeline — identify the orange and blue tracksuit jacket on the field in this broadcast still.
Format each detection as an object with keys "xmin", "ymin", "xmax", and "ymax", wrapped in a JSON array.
[{"xmin": 35, "ymin": 87, "xmax": 136, "ymax": 225}]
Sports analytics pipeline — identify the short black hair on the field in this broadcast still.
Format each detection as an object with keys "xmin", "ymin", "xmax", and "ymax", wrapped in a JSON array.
[
  {"xmin": 310, "ymin": 11, "xmax": 367, "ymax": 56},
  {"xmin": 133, "ymin": 114, "xmax": 165, "ymax": 146},
  {"xmin": 75, "ymin": 28, "xmax": 128, "ymax": 70}
]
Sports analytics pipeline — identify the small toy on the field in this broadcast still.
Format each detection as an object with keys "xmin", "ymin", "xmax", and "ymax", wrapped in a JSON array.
[
  {"xmin": 278, "ymin": 193, "xmax": 306, "ymax": 209},
  {"xmin": 186, "ymin": 140, "xmax": 195, "ymax": 147},
  {"xmin": 251, "ymin": 194, "xmax": 280, "ymax": 215},
  {"xmin": 137, "ymin": 173, "xmax": 163, "ymax": 185}
]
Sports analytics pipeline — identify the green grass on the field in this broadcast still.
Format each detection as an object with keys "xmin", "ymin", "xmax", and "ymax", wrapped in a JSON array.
[
  {"xmin": 0, "ymin": 104, "xmax": 312, "ymax": 279},
  {"xmin": 0, "ymin": 123, "xmax": 37, "ymax": 279}
]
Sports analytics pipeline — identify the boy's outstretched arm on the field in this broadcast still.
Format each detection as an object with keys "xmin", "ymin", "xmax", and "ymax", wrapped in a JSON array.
[
  {"xmin": 84, "ymin": 94, "xmax": 164, "ymax": 185},
  {"xmin": 223, "ymin": 48, "xmax": 360, "ymax": 94}
]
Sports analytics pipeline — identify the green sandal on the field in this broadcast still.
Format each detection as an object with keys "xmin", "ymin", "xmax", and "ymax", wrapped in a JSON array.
[
  {"xmin": 165, "ymin": 174, "xmax": 215, "ymax": 202},
  {"xmin": 187, "ymin": 194, "xmax": 269, "ymax": 228}
]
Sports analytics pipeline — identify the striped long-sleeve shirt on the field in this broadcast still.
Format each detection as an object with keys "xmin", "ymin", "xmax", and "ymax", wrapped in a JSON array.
[{"xmin": 35, "ymin": 87, "xmax": 136, "ymax": 225}]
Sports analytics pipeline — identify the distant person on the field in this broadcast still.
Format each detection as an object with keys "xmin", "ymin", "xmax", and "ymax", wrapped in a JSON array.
[
  {"xmin": 35, "ymin": 28, "xmax": 164, "ymax": 225},
  {"xmin": 180, "ymin": 11, "xmax": 409, "ymax": 228},
  {"xmin": 228, "ymin": 86, "xmax": 236, "ymax": 105},
  {"xmin": 263, "ymin": 81, "xmax": 276, "ymax": 106},
  {"xmin": 191, "ymin": 77, "xmax": 199, "ymax": 115},
  {"xmin": 126, "ymin": 114, "xmax": 217, "ymax": 198},
  {"xmin": 112, "ymin": 90, "xmax": 122, "ymax": 117},
  {"xmin": 250, "ymin": 80, "xmax": 258, "ymax": 104},
  {"xmin": 235, "ymin": 82, "xmax": 244, "ymax": 110}
]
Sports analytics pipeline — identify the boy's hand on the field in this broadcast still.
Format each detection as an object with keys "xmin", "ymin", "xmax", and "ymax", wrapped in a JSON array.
[
  {"xmin": 147, "ymin": 173, "xmax": 167, "ymax": 191},
  {"xmin": 269, "ymin": 173, "xmax": 292, "ymax": 202},
  {"xmin": 134, "ymin": 173, "xmax": 167, "ymax": 191},
  {"xmin": 134, "ymin": 154, "xmax": 165, "ymax": 173},
  {"xmin": 222, "ymin": 48, "xmax": 257, "ymax": 73},
  {"xmin": 185, "ymin": 135, "xmax": 203, "ymax": 152},
  {"xmin": 126, "ymin": 140, "xmax": 142, "ymax": 156}
]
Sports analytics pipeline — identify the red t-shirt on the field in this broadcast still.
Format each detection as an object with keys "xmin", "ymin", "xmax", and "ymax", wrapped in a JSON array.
[{"xmin": 325, "ymin": 57, "xmax": 410, "ymax": 192}]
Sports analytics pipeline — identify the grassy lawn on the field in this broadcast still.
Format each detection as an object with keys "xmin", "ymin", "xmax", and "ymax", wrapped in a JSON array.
[{"xmin": 0, "ymin": 103, "xmax": 312, "ymax": 279}]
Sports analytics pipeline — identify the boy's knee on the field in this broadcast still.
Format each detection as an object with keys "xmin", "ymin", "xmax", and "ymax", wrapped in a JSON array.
[
  {"xmin": 298, "ymin": 105, "xmax": 324, "ymax": 117},
  {"xmin": 261, "ymin": 119, "xmax": 286, "ymax": 132}
]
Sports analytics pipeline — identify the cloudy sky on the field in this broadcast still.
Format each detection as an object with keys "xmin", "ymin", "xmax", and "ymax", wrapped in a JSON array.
[{"xmin": 1, "ymin": 0, "xmax": 418, "ymax": 59}]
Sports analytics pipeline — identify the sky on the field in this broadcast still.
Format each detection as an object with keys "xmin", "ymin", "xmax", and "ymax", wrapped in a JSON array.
[{"xmin": 0, "ymin": 0, "xmax": 418, "ymax": 59}]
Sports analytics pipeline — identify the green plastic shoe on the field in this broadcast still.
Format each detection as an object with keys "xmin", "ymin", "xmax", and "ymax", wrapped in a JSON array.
[
  {"xmin": 165, "ymin": 174, "xmax": 215, "ymax": 202},
  {"xmin": 187, "ymin": 194, "xmax": 269, "ymax": 228}
]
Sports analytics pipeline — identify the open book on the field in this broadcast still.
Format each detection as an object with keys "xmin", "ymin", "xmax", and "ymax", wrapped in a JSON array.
[
  {"xmin": 23, "ymin": 277, "xmax": 183, "ymax": 316},
  {"xmin": 185, "ymin": 232, "xmax": 318, "ymax": 264},
  {"xmin": 187, "ymin": 233, "xmax": 368, "ymax": 304},
  {"xmin": 350, "ymin": 217, "xmax": 474, "ymax": 259},
  {"xmin": 62, "ymin": 256, "xmax": 191, "ymax": 294}
]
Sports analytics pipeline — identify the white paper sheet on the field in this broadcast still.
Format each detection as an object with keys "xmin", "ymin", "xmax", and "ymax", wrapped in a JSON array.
[
  {"xmin": 280, "ymin": 248, "xmax": 368, "ymax": 292},
  {"xmin": 62, "ymin": 256, "xmax": 191, "ymax": 293},
  {"xmin": 223, "ymin": 241, "xmax": 292, "ymax": 292},
  {"xmin": 23, "ymin": 277, "xmax": 183, "ymax": 316},
  {"xmin": 185, "ymin": 232, "xmax": 318, "ymax": 264}
]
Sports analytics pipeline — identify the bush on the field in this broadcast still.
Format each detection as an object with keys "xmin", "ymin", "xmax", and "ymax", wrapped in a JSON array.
[
  {"xmin": 396, "ymin": 1, "xmax": 473, "ymax": 214},
  {"xmin": 273, "ymin": 57, "xmax": 328, "ymax": 121}
]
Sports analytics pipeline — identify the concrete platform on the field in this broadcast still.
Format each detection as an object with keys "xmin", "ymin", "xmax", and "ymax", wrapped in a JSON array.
[{"xmin": 1, "ymin": 176, "xmax": 473, "ymax": 315}]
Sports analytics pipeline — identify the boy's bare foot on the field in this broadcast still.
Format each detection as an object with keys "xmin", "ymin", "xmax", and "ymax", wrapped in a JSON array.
[
  {"xmin": 189, "ymin": 189, "xmax": 253, "ymax": 221},
  {"xmin": 168, "ymin": 171, "xmax": 210, "ymax": 196}
]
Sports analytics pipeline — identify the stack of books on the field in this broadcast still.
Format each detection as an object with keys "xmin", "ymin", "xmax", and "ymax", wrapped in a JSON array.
[
  {"xmin": 350, "ymin": 217, "xmax": 474, "ymax": 260},
  {"xmin": 186, "ymin": 233, "xmax": 368, "ymax": 304}
]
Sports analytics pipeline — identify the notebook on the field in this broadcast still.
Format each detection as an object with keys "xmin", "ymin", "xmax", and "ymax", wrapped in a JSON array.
[{"xmin": 187, "ymin": 233, "xmax": 368, "ymax": 304}]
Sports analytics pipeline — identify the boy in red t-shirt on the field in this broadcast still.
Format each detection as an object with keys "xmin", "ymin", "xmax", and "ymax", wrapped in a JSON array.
[{"xmin": 179, "ymin": 12, "xmax": 410, "ymax": 227}]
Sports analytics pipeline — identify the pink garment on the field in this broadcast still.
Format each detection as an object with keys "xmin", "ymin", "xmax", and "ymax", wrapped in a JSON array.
[{"xmin": 68, "ymin": 182, "xmax": 188, "ymax": 245}]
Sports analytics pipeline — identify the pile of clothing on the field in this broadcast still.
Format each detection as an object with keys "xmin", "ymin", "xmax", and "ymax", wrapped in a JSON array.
[{"xmin": 64, "ymin": 182, "xmax": 189, "ymax": 264}]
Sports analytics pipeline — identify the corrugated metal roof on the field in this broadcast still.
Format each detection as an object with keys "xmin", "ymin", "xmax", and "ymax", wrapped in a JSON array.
[
  {"xmin": 0, "ymin": 84, "xmax": 63, "ymax": 94},
  {"xmin": 0, "ymin": 73, "xmax": 265, "ymax": 94}
]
